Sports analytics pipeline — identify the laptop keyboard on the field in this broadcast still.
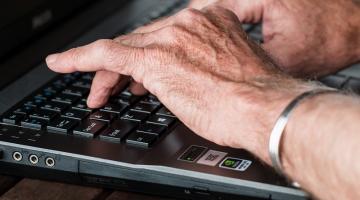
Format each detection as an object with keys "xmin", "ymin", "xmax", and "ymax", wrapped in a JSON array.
[
  {"xmin": 1, "ymin": 73, "xmax": 178, "ymax": 148},
  {"xmin": 1, "ymin": 0, "xmax": 360, "ymax": 150}
]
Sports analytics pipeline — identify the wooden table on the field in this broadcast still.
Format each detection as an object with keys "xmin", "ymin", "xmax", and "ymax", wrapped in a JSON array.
[{"xmin": 0, "ymin": 175, "xmax": 174, "ymax": 200}]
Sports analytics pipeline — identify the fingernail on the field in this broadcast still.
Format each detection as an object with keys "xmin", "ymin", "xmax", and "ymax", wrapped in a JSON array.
[{"xmin": 46, "ymin": 54, "xmax": 59, "ymax": 64}]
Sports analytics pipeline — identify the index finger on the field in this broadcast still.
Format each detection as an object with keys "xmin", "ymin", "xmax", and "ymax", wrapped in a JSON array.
[{"xmin": 46, "ymin": 39, "xmax": 144, "ymax": 76}]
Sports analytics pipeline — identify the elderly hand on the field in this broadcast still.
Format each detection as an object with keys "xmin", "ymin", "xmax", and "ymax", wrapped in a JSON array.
[
  {"xmin": 190, "ymin": 0, "xmax": 360, "ymax": 77},
  {"xmin": 46, "ymin": 6, "xmax": 317, "ymax": 163}
]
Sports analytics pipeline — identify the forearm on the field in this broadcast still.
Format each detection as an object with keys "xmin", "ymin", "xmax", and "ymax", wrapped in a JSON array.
[{"xmin": 283, "ymin": 94, "xmax": 360, "ymax": 200}]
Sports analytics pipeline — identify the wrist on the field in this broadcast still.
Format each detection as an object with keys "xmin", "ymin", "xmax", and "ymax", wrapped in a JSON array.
[{"xmin": 228, "ymin": 77, "xmax": 320, "ymax": 165}]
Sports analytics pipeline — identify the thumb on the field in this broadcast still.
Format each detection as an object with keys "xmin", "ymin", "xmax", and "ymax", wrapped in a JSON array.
[{"xmin": 189, "ymin": 0, "xmax": 266, "ymax": 24}]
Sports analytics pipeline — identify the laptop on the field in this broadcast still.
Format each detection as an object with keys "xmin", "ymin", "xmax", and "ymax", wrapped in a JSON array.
[{"xmin": 0, "ymin": 0, "xmax": 359, "ymax": 199}]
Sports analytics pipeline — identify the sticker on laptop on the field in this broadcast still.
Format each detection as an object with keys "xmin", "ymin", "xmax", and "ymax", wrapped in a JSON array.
[
  {"xmin": 196, "ymin": 150, "xmax": 227, "ymax": 166},
  {"xmin": 178, "ymin": 145, "xmax": 207, "ymax": 163},
  {"xmin": 219, "ymin": 157, "xmax": 252, "ymax": 171}
]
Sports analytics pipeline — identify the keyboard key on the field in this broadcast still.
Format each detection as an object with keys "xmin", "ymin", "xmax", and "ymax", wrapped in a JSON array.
[
  {"xmin": 89, "ymin": 111, "xmax": 116, "ymax": 123},
  {"xmin": 73, "ymin": 120, "xmax": 106, "ymax": 138},
  {"xmin": 53, "ymin": 79, "xmax": 69, "ymax": 87},
  {"xmin": 121, "ymin": 111, "xmax": 149, "ymax": 122},
  {"xmin": 62, "ymin": 109, "xmax": 89, "ymax": 120},
  {"xmin": 147, "ymin": 115, "xmax": 175, "ymax": 127},
  {"xmin": 113, "ymin": 95, "xmax": 140, "ymax": 105},
  {"xmin": 63, "ymin": 73, "xmax": 81, "ymax": 81},
  {"xmin": 137, "ymin": 123, "xmax": 167, "ymax": 136},
  {"xmin": 156, "ymin": 107, "xmax": 175, "ymax": 117},
  {"xmin": 62, "ymin": 86, "xmax": 89, "ymax": 97},
  {"xmin": 100, "ymin": 103, "xmax": 128, "ymax": 114},
  {"xmin": 13, "ymin": 106, "xmax": 34, "ymax": 115},
  {"xmin": 52, "ymin": 94, "xmax": 80, "ymax": 104},
  {"xmin": 119, "ymin": 88, "xmax": 133, "ymax": 97},
  {"xmin": 30, "ymin": 110, "xmax": 58, "ymax": 121},
  {"xmin": 34, "ymin": 92, "xmax": 53, "ymax": 100},
  {"xmin": 99, "ymin": 120, "xmax": 137, "ymax": 143},
  {"xmin": 81, "ymin": 73, "xmax": 94, "ymax": 81},
  {"xmin": 140, "ymin": 96, "xmax": 161, "ymax": 105},
  {"xmin": 131, "ymin": 102, "xmax": 160, "ymax": 113},
  {"xmin": 72, "ymin": 99, "xmax": 93, "ymax": 112},
  {"xmin": 2, "ymin": 113, "xmax": 24, "ymax": 125},
  {"xmin": 343, "ymin": 78, "xmax": 360, "ymax": 94},
  {"xmin": 43, "ymin": 85, "xmax": 62, "ymax": 94},
  {"xmin": 320, "ymin": 75, "xmax": 348, "ymax": 89},
  {"xmin": 72, "ymin": 80, "xmax": 91, "ymax": 89},
  {"xmin": 21, "ymin": 118, "xmax": 47, "ymax": 130},
  {"xmin": 24, "ymin": 98, "xmax": 45, "ymax": 107},
  {"xmin": 47, "ymin": 117, "xmax": 78, "ymax": 134},
  {"xmin": 41, "ymin": 101, "xmax": 69, "ymax": 112},
  {"xmin": 126, "ymin": 132, "xmax": 158, "ymax": 148}
]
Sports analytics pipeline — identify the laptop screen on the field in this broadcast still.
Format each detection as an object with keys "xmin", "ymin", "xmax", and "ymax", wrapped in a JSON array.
[
  {"xmin": 0, "ymin": 0, "xmax": 96, "ymax": 60},
  {"xmin": 0, "ymin": 0, "xmax": 97, "ymax": 89}
]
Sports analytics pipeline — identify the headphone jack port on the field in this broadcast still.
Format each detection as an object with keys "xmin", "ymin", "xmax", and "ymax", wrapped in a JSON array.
[
  {"xmin": 29, "ymin": 154, "xmax": 39, "ymax": 165},
  {"xmin": 45, "ymin": 157, "xmax": 55, "ymax": 167},
  {"xmin": 12, "ymin": 151, "xmax": 23, "ymax": 161}
]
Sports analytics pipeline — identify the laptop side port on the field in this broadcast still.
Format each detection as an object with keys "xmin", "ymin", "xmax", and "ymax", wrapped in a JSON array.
[
  {"xmin": 29, "ymin": 154, "xmax": 39, "ymax": 165},
  {"xmin": 45, "ymin": 157, "xmax": 55, "ymax": 167},
  {"xmin": 12, "ymin": 151, "xmax": 23, "ymax": 161}
]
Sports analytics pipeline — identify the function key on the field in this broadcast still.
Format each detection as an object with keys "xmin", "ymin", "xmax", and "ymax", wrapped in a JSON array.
[
  {"xmin": 100, "ymin": 103, "xmax": 128, "ymax": 115},
  {"xmin": 126, "ymin": 132, "xmax": 157, "ymax": 148},
  {"xmin": 21, "ymin": 118, "xmax": 47, "ymax": 130},
  {"xmin": 130, "ymin": 102, "xmax": 160, "ymax": 114},
  {"xmin": 147, "ymin": 115, "xmax": 175, "ymax": 127},
  {"xmin": 62, "ymin": 86, "xmax": 89, "ymax": 97},
  {"xmin": 62, "ymin": 109, "xmax": 89, "ymax": 120},
  {"xmin": 99, "ymin": 120, "xmax": 137, "ymax": 143},
  {"xmin": 137, "ymin": 123, "xmax": 167, "ymax": 136},
  {"xmin": 121, "ymin": 111, "xmax": 149, "ymax": 122},
  {"xmin": 30, "ymin": 109, "xmax": 58, "ymax": 121},
  {"xmin": 73, "ymin": 120, "xmax": 106, "ymax": 138},
  {"xmin": 47, "ymin": 117, "xmax": 78, "ymax": 134},
  {"xmin": 156, "ymin": 107, "xmax": 176, "ymax": 117},
  {"xmin": 52, "ymin": 94, "xmax": 80, "ymax": 104},
  {"xmin": 89, "ymin": 111, "xmax": 116, "ymax": 123},
  {"xmin": 41, "ymin": 101, "xmax": 69, "ymax": 112},
  {"xmin": 2, "ymin": 113, "xmax": 24, "ymax": 125}
]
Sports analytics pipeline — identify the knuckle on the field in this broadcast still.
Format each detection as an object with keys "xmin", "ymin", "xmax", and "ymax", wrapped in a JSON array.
[
  {"xmin": 93, "ymin": 39, "xmax": 120, "ymax": 69},
  {"xmin": 161, "ymin": 25, "xmax": 189, "ymax": 44},
  {"xmin": 66, "ymin": 47, "xmax": 82, "ymax": 64},
  {"xmin": 93, "ymin": 39, "xmax": 114, "ymax": 54},
  {"xmin": 178, "ymin": 8, "xmax": 204, "ymax": 22}
]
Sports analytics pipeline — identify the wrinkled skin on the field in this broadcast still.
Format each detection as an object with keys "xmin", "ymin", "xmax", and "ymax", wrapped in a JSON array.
[
  {"xmin": 190, "ymin": 0, "xmax": 360, "ymax": 77},
  {"xmin": 46, "ymin": 6, "xmax": 315, "ymax": 161}
]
